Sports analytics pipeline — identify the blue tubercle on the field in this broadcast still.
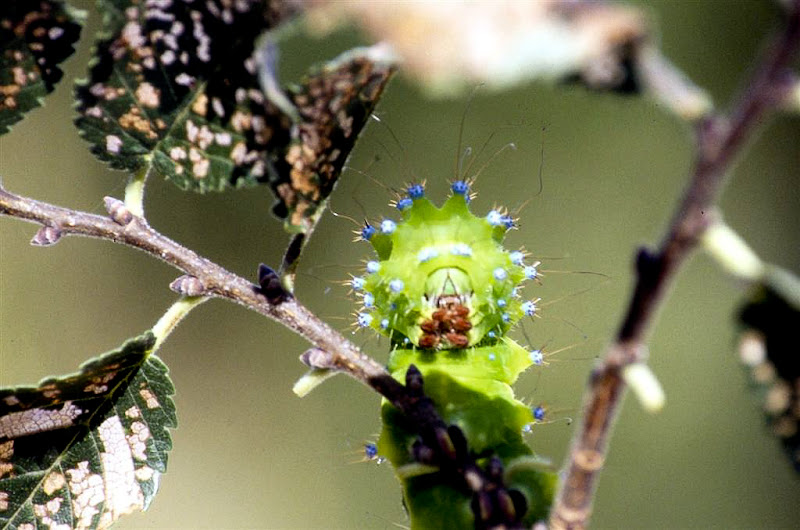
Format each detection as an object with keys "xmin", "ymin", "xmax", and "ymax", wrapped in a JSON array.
[
  {"xmin": 451, "ymin": 180, "xmax": 470, "ymax": 196},
  {"xmin": 396, "ymin": 197, "xmax": 413, "ymax": 211},
  {"xmin": 381, "ymin": 219, "xmax": 397, "ymax": 234},
  {"xmin": 407, "ymin": 183, "xmax": 425, "ymax": 199},
  {"xmin": 533, "ymin": 406, "xmax": 546, "ymax": 422},
  {"xmin": 522, "ymin": 300, "xmax": 537, "ymax": 316},
  {"xmin": 351, "ymin": 277, "xmax": 366, "ymax": 291},
  {"xmin": 529, "ymin": 349, "xmax": 543, "ymax": 365},
  {"xmin": 357, "ymin": 313, "xmax": 373, "ymax": 327},
  {"xmin": 486, "ymin": 210, "xmax": 503, "ymax": 226},
  {"xmin": 361, "ymin": 224, "xmax": 376, "ymax": 241},
  {"xmin": 363, "ymin": 292, "xmax": 375, "ymax": 308}
]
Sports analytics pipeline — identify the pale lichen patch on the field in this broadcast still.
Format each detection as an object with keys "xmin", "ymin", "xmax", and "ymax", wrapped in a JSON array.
[
  {"xmin": 43, "ymin": 471, "xmax": 66, "ymax": 495},
  {"xmin": 125, "ymin": 406, "xmax": 142, "ymax": 419},
  {"xmin": 215, "ymin": 132, "xmax": 232, "ymax": 146},
  {"xmin": 175, "ymin": 72, "xmax": 194, "ymax": 86},
  {"xmin": 46, "ymin": 497, "xmax": 63, "ymax": 515},
  {"xmin": 0, "ymin": 402, "xmax": 83, "ymax": 438},
  {"xmin": 66, "ymin": 461, "xmax": 104, "ymax": 529},
  {"xmin": 0, "ymin": 440, "xmax": 12, "ymax": 460},
  {"xmin": 230, "ymin": 142, "xmax": 247, "ymax": 164},
  {"xmin": 196, "ymin": 125, "xmax": 214, "ymax": 150},
  {"xmin": 191, "ymin": 93, "xmax": 208, "ymax": 116},
  {"xmin": 85, "ymin": 106, "xmax": 103, "ymax": 118},
  {"xmin": 134, "ymin": 466, "xmax": 155, "ymax": 482},
  {"xmin": 0, "ymin": 462, "xmax": 11, "ymax": 480},
  {"xmin": 0, "ymin": 491, "xmax": 8, "ymax": 511},
  {"xmin": 41, "ymin": 383, "xmax": 60, "ymax": 399},
  {"xmin": 97, "ymin": 416, "xmax": 145, "ymax": 524},
  {"xmin": 12, "ymin": 66, "xmax": 26, "ymax": 86},
  {"xmin": 127, "ymin": 421, "xmax": 151, "ymax": 461},
  {"xmin": 119, "ymin": 109, "xmax": 156, "ymax": 139},
  {"xmin": 106, "ymin": 135, "xmax": 123, "ymax": 154},
  {"xmin": 185, "ymin": 119, "xmax": 199, "ymax": 142},
  {"xmin": 230, "ymin": 110, "xmax": 251, "ymax": 132},
  {"xmin": 211, "ymin": 97, "xmax": 225, "ymax": 117},
  {"xmin": 135, "ymin": 82, "xmax": 160, "ymax": 108},
  {"xmin": 192, "ymin": 158, "xmax": 210, "ymax": 179},
  {"xmin": 169, "ymin": 146, "xmax": 187, "ymax": 161},
  {"xmin": 139, "ymin": 388, "xmax": 160, "ymax": 409}
]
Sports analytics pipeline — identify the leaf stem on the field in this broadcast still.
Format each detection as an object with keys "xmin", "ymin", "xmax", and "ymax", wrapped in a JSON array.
[
  {"xmin": 123, "ymin": 165, "xmax": 150, "ymax": 217},
  {"xmin": 152, "ymin": 296, "xmax": 209, "ymax": 350}
]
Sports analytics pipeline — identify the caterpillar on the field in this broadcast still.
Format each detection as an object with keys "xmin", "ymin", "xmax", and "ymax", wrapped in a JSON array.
[{"xmin": 351, "ymin": 179, "xmax": 557, "ymax": 528}]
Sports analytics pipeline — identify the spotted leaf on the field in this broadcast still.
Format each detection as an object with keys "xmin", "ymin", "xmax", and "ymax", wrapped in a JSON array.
[
  {"xmin": 74, "ymin": 0, "xmax": 297, "ymax": 192},
  {"xmin": 0, "ymin": 332, "xmax": 177, "ymax": 529},
  {"xmin": 269, "ymin": 45, "xmax": 397, "ymax": 233},
  {"xmin": 738, "ymin": 268, "xmax": 800, "ymax": 474},
  {"xmin": 0, "ymin": 0, "xmax": 83, "ymax": 135}
]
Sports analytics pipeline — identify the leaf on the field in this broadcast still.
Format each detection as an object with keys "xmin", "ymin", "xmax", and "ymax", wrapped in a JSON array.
[
  {"xmin": 0, "ymin": 0, "xmax": 83, "ymax": 135},
  {"xmin": 0, "ymin": 332, "xmax": 178, "ymax": 529},
  {"xmin": 738, "ymin": 267, "xmax": 800, "ymax": 474},
  {"xmin": 267, "ymin": 45, "xmax": 397, "ymax": 233},
  {"xmin": 74, "ymin": 0, "xmax": 298, "ymax": 192}
]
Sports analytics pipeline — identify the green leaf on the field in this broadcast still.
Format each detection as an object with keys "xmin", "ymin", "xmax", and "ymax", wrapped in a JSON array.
[
  {"xmin": 268, "ymin": 45, "xmax": 396, "ymax": 233},
  {"xmin": 0, "ymin": 0, "xmax": 83, "ymax": 135},
  {"xmin": 0, "ymin": 332, "xmax": 178, "ymax": 529},
  {"xmin": 74, "ymin": 0, "xmax": 296, "ymax": 192}
]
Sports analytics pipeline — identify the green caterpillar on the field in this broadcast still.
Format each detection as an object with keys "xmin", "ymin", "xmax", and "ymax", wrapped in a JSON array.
[{"xmin": 352, "ymin": 180, "xmax": 557, "ymax": 528}]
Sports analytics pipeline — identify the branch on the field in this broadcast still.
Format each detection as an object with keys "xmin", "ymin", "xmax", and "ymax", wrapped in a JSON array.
[
  {"xmin": 550, "ymin": 4, "xmax": 800, "ymax": 529},
  {"xmin": 0, "ymin": 188, "xmax": 388, "ymax": 384}
]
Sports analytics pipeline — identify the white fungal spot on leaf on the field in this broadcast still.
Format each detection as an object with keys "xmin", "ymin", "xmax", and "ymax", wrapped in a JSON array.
[
  {"xmin": 135, "ymin": 82, "xmax": 160, "ymax": 108},
  {"xmin": 106, "ymin": 135, "xmax": 123, "ymax": 154}
]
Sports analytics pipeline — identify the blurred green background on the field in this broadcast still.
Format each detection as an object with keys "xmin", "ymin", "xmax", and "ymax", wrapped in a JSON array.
[{"xmin": 1, "ymin": 1, "xmax": 798, "ymax": 528}]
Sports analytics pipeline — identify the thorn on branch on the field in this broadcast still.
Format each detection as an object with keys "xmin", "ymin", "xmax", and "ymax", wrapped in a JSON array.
[
  {"xmin": 257, "ymin": 263, "xmax": 292, "ymax": 304},
  {"xmin": 30, "ymin": 225, "xmax": 62, "ymax": 246},
  {"xmin": 103, "ymin": 196, "xmax": 134, "ymax": 225},
  {"xmin": 635, "ymin": 246, "xmax": 660, "ymax": 278},
  {"xmin": 169, "ymin": 275, "xmax": 207, "ymax": 297}
]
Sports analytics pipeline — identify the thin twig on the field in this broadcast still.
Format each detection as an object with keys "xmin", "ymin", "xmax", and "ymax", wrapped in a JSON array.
[{"xmin": 550, "ymin": 4, "xmax": 800, "ymax": 529}]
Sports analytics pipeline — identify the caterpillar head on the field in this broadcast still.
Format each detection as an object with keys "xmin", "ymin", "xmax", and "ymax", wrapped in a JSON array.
[{"xmin": 354, "ymin": 181, "xmax": 536, "ymax": 351}]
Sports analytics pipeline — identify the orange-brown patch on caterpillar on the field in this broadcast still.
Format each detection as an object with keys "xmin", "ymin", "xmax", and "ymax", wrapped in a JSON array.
[{"xmin": 419, "ymin": 297, "xmax": 472, "ymax": 350}]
